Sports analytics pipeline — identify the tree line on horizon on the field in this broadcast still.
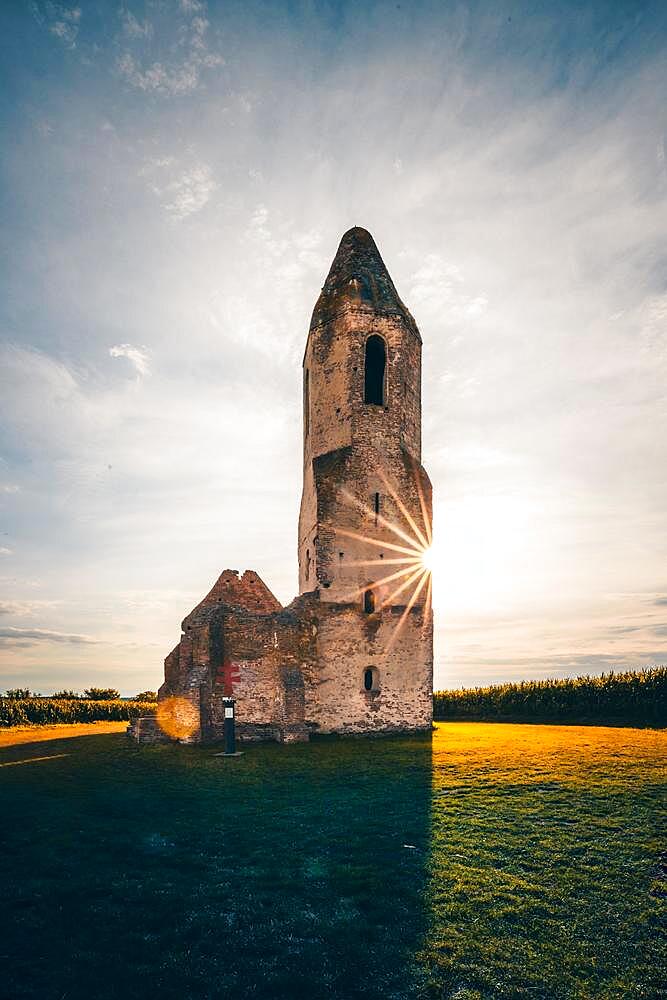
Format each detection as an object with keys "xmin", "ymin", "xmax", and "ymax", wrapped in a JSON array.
[
  {"xmin": 4, "ymin": 687, "xmax": 157, "ymax": 702},
  {"xmin": 433, "ymin": 666, "xmax": 665, "ymax": 727}
]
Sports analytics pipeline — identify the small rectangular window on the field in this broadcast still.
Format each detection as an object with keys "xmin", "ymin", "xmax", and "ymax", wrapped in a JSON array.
[{"xmin": 364, "ymin": 336, "xmax": 386, "ymax": 405}]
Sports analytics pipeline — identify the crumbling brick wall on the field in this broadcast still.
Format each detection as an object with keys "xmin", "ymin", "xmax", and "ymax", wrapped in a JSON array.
[{"xmin": 155, "ymin": 571, "xmax": 318, "ymax": 744}]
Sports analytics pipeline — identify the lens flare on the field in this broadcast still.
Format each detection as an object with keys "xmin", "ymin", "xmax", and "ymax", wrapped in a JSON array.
[{"xmin": 156, "ymin": 696, "xmax": 199, "ymax": 740}]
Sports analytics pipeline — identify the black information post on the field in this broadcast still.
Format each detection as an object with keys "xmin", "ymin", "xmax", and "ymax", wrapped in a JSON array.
[{"xmin": 222, "ymin": 697, "xmax": 236, "ymax": 755}]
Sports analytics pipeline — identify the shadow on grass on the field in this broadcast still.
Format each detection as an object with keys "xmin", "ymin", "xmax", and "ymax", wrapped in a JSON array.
[{"xmin": 0, "ymin": 731, "xmax": 433, "ymax": 1000}]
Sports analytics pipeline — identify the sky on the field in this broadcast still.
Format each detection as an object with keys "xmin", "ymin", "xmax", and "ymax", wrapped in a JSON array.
[{"xmin": 1, "ymin": 0, "xmax": 666, "ymax": 695}]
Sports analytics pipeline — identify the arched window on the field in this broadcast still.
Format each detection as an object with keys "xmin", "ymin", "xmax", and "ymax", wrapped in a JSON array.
[
  {"xmin": 364, "ymin": 335, "xmax": 386, "ymax": 405},
  {"xmin": 363, "ymin": 588, "xmax": 375, "ymax": 614},
  {"xmin": 363, "ymin": 666, "xmax": 379, "ymax": 692}
]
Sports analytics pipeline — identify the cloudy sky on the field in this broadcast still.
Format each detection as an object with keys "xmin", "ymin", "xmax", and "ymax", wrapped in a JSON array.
[{"xmin": 1, "ymin": 0, "xmax": 666, "ymax": 695}]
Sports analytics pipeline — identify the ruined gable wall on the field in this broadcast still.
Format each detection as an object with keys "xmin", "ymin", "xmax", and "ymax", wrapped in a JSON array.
[
  {"xmin": 210, "ymin": 604, "xmax": 316, "ymax": 742},
  {"xmin": 187, "ymin": 568, "xmax": 282, "ymax": 622},
  {"xmin": 155, "ymin": 570, "xmax": 308, "ymax": 744},
  {"xmin": 156, "ymin": 625, "xmax": 210, "ymax": 743}
]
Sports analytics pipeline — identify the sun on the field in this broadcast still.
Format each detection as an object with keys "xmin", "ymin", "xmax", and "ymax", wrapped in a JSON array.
[
  {"xmin": 420, "ymin": 545, "xmax": 435, "ymax": 574},
  {"xmin": 334, "ymin": 461, "xmax": 435, "ymax": 651}
]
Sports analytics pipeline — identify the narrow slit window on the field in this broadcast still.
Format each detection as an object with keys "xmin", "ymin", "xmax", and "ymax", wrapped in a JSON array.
[
  {"xmin": 364, "ymin": 668, "xmax": 374, "ymax": 691},
  {"xmin": 304, "ymin": 369, "xmax": 310, "ymax": 437},
  {"xmin": 363, "ymin": 589, "xmax": 375, "ymax": 614},
  {"xmin": 364, "ymin": 335, "xmax": 386, "ymax": 405},
  {"xmin": 374, "ymin": 492, "xmax": 381, "ymax": 517}
]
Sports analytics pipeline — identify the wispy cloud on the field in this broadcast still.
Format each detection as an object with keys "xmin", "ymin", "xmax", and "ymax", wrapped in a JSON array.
[
  {"xmin": 139, "ymin": 157, "xmax": 216, "ymax": 219},
  {"xmin": 0, "ymin": 626, "xmax": 99, "ymax": 646},
  {"xmin": 405, "ymin": 253, "xmax": 488, "ymax": 324},
  {"xmin": 247, "ymin": 204, "xmax": 323, "ymax": 276},
  {"xmin": 0, "ymin": 600, "xmax": 62, "ymax": 617},
  {"xmin": 117, "ymin": 0, "xmax": 223, "ymax": 96},
  {"xmin": 120, "ymin": 8, "xmax": 152, "ymax": 41},
  {"xmin": 640, "ymin": 293, "xmax": 667, "ymax": 367},
  {"xmin": 109, "ymin": 343, "xmax": 151, "ymax": 377},
  {"xmin": 31, "ymin": 2, "xmax": 81, "ymax": 48}
]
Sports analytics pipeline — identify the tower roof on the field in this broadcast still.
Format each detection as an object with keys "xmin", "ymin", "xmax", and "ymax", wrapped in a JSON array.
[{"xmin": 310, "ymin": 227, "xmax": 419, "ymax": 337}]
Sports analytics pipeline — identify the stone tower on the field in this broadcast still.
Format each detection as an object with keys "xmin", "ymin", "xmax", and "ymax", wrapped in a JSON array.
[
  {"xmin": 133, "ymin": 225, "xmax": 433, "ymax": 746},
  {"xmin": 298, "ymin": 227, "xmax": 433, "ymax": 734}
]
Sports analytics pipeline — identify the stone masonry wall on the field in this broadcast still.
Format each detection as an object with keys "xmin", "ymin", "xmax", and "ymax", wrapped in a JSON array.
[
  {"xmin": 305, "ymin": 602, "xmax": 433, "ymax": 735},
  {"xmin": 157, "ymin": 573, "xmax": 319, "ymax": 744},
  {"xmin": 297, "ymin": 227, "xmax": 434, "ymax": 737},
  {"xmin": 299, "ymin": 307, "xmax": 424, "ymax": 594}
]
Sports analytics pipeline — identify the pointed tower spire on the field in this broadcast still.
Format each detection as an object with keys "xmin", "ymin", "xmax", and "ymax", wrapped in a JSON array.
[{"xmin": 310, "ymin": 227, "xmax": 419, "ymax": 337}]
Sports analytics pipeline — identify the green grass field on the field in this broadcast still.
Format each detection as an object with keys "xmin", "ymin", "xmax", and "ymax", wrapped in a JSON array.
[{"xmin": 1, "ymin": 723, "xmax": 664, "ymax": 999}]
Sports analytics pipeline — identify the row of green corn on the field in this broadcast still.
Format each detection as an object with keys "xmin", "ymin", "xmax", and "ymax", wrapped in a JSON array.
[
  {"xmin": 433, "ymin": 666, "xmax": 666, "ymax": 725},
  {"xmin": 0, "ymin": 698, "xmax": 157, "ymax": 727}
]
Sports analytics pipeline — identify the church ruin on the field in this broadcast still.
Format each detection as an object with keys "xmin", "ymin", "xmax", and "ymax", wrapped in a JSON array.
[{"xmin": 130, "ymin": 227, "xmax": 433, "ymax": 744}]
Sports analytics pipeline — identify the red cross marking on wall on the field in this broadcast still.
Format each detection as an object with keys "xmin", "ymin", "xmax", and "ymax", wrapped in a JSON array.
[{"xmin": 215, "ymin": 659, "xmax": 241, "ymax": 696}]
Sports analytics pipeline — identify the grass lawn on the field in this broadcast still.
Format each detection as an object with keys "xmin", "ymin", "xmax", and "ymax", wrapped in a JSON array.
[
  {"xmin": 0, "ymin": 723, "xmax": 664, "ymax": 1000},
  {"xmin": 0, "ymin": 720, "xmax": 129, "ymax": 747}
]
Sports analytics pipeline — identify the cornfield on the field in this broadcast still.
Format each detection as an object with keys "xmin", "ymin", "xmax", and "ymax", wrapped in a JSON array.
[
  {"xmin": 0, "ymin": 698, "xmax": 157, "ymax": 728},
  {"xmin": 3, "ymin": 669, "xmax": 665, "ymax": 728},
  {"xmin": 433, "ymin": 666, "xmax": 666, "ymax": 726}
]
